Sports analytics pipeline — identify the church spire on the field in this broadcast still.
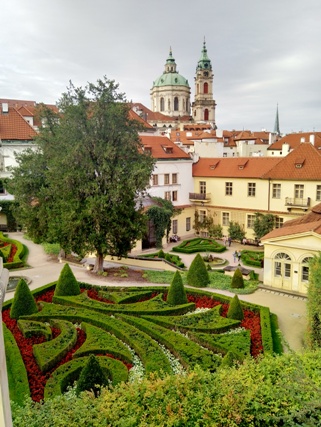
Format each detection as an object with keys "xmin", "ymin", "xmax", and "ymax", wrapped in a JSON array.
[
  {"xmin": 196, "ymin": 37, "xmax": 212, "ymax": 71},
  {"xmin": 273, "ymin": 104, "xmax": 280, "ymax": 135}
]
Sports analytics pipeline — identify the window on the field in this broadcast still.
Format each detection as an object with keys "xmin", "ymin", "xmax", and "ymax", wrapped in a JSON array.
[
  {"xmin": 222, "ymin": 212, "xmax": 230, "ymax": 226},
  {"xmin": 164, "ymin": 174, "xmax": 170, "ymax": 185},
  {"xmin": 199, "ymin": 181, "xmax": 206, "ymax": 194},
  {"xmin": 317, "ymin": 185, "xmax": 321, "ymax": 201},
  {"xmin": 272, "ymin": 183, "xmax": 281, "ymax": 199},
  {"xmin": 247, "ymin": 214, "xmax": 255, "ymax": 229},
  {"xmin": 295, "ymin": 184, "xmax": 304, "ymax": 198},
  {"xmin": 0, "ymin": 180, "xmax": 5, "ymax": 194},
  {"xmin": 172, "ymin": 191, "xmax": 177, "ymax": 201},
  {"xmin": 186, "ymin": 217, "xmax": 191, "ymax": 231},
  {"xmin": 274, "ymin": 253, "xmax": 291, "ymax": 278},
  {"xmin": 172, "ymin": 219, "xmax": 178, "ymax": 234},
  {"xmin": 275, "ymin": 217, "xmax": 284, "ymax": 229},
  {"xmin": 204, "ymin": 109, "xmax": 209, "ymax": 121},
  {"xmin": 160, "ymin": 97, "xmax": 164, "ymax": 112},
  {"xmin": 248, "ymin": 183, "xmax": 256, "ymax": 197},
  {"xmin": 199, "ymin": 210, "xmax": 206, "ymax": 223},
  {"xmin": 203, "ymin": 82, "xmax": 208, "ymax": 94},
  {"xmin": 301, "ymin": 257, "xmax": 312, "ymax": 282},
  {"xmin": 225, "ymin": 182, "xmax": 233, "ymax": 196},
  {"xmin": 152, "ymin": 175, "xmax": 158, "ymax": 186},
  {"xmin": 164, "ymin": 191, "xmax": 171, "ymax": 201},
  {"xmin": 174, "ymin": 97, "xmax": 179, "ymax": 111},
  {"xmin": 172, "ymin": 173, "xmax": 177, "ymax": 184}
]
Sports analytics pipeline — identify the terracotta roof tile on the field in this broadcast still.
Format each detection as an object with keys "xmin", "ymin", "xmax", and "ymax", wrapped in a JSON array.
[
  {"xmin": 140, "ymin": 135, "xmax": 191, "ymax": 159},
  {"xmin": 0, "ymin": 107, "xmax": 37, "ymax": 140},
  {"xmin": 262, "ymin": 142, "xmax": 321, "ymax": 180},
  {"xmin": 261, "ymin": 221, "xmax": 321, "ymax": 240},
  {"xmin": 268, "ymin": 132, "xmax": 321, "ymax": 150},
  {"xmin": 192, "ymin": 157, "xmax": 282, "ymax": 178}
]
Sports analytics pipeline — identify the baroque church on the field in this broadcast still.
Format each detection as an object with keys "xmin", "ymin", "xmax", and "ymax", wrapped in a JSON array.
[{"xmin": 133, "ymin": 40, "xmax": 216, "ymax": 131}]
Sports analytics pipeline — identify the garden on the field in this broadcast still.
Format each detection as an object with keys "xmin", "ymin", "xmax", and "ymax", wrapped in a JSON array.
[
  {"xmin": 2, "ymin": 263, "xmax": 279, "ymax": 408},
  {"xmin": 0, "ymin": 232, "xmax": 28, "ymax": 270},
  {"xmin": 172, "ymin": 237, "xmax": 226, "ymax": 254}
]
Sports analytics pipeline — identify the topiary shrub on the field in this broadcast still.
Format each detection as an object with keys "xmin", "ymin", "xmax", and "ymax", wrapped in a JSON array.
[
  {"xmin": 54, "ymin": 263, "xmax": 80, "ymax": 297},
  {"xmin": 227, "ymin": 294, "xmax": 244, "ymax": 321},
  {"xmin": 187, "ymin": 253, "xmax": 210, "ymax": 288},
  {"xmin": 10, "ymin": 279, "xmax": 38, "ymax": 319},
  {"xmin": 231, "ymin": 268, "xmax": 244, "ymax": 289},
  {"xmin": 167, "ymin": 271, "xmax": 188, "ymax": 305},
  {"xmin": 76, "ymin": 354, "xmax": 109, "ymax": 397},
  {"xmin": 158, "ymin": 249, "xmax": 165, "ymax": 259}
]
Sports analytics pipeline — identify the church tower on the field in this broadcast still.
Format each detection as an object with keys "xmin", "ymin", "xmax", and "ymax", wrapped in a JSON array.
[
  {"xmin": 192, "ymin": 40, "xmax": 216, "ymax": 127},
  {"xmin": 150, "ymin": 48, "xmax": 191, "ymax": 117}
]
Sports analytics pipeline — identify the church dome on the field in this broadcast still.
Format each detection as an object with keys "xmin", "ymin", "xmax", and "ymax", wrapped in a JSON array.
[{"xmin": 152, "ymin": 49, "xmax": 189, "ymax": 88}]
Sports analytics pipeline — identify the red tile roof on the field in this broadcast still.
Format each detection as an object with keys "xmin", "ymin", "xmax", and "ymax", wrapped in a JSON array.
[
  {"xmin": 268, "ymin": 132, "xmax": 321, "ymax": 151},
  {"xmin": 128, "ymin": 109, "xmax": 154, "ymax": 129},
  {"xmin": 262, "ymin": 142, "xmax": 321, "ymax": 180},
  {"xmin": 140, "ymin": 135, "xmax": 191, "ymax": 159},
  {"xmin": 192, "ymin": 157, "xmax": 282, "ymax": 178},
  {"xmin": 0, "ymin": 106, "xmax": 37, "ymax": 140}
]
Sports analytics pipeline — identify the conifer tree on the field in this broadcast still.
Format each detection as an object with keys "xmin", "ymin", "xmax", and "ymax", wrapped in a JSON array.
[
  {"xmin": 307, "ymin": 255, "xmax": 321, "ymax": 348},
  {"xmin": 76, "ymin": 354, "xmax": 109, "ymax": 397},
  {"xmin": 167, "ymin": 271, "xmax": 188, "ymax": 305},
  {"xmin": 187, "ymin": 253, "xmax": 210, "ymax": 288},
  {"xmin": 231, "ymin": 268, "xmax": 244, "ymax": 289},
  {"xmin": 10, "ymin": 279, "xmax": 37, "ymax": 319},
  {"xmin": 54, "ymin": 263, "xmax": 80, "ymax": 296},
  {"xmin": 227, "ymin": 294, "xmax": 244, "ymax": 321}
]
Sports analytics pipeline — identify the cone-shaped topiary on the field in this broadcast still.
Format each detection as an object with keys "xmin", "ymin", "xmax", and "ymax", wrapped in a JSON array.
[
  {"xmin": 76, "ymin": 354, "xmax": 109, "ymax": 397},
  {"xmin": 167, "ymin": 271, "xmax": 188, "ymax": 305},
  {"xmin": 187, "ymin": 253, "xmax": 210, "ymax": 288},
  {"xmin": 158, "ymin": 249, "xmax": 165, "ymax": 259},
  {"xmin": 10, "ymin": 279, "xmax": 38, "ymax": 319},
  {"xmin": 227, "ymin": 294, "xmax": 244, "ymax": 321},
  {"xmin": 231, "ymin": 268, "xmax": 244, "ymax": 289},
  {"xmin": 54, "ymin": 263, "xmax": 80, "ymax": 297},
  {"xmin": 221, "ymin": 351, "xmax": 238, "ymax": 367}
]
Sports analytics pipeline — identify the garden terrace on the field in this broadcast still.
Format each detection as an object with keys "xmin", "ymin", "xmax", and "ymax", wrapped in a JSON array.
[{"xmin": 3, "ymin": 282, "xmax": 276, "ymax": 404}]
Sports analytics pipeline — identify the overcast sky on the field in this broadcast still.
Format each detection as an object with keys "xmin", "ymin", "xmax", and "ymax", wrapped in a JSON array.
[{"xmin": 1, "ymin": 0, "xmax": 320, "ymax": 134}]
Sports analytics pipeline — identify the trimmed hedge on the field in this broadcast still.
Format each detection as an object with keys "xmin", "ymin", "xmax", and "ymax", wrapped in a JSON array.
[
  {"xmin": 76, "ymin": 354, "xmax": 109, "ymax": 397},
  {"xmin": 120, "ymin": 314, "xmax": 222, "ymax": 371},
  {"xmin": 44, "ymin": 356, "xmax": 128, "ymax": 400},
  {"xmin": 33, "ymin": 320, "xmax": 77, "ymax": 372},
  {"xmin": 17, "ymin": 319, "xmax": 52, "ymax": 340},
  {"xmin": 98, "ymin": 290, "xmax": 155, "ymax": 304},
  {"xmin": 54, "ymin": 263, "xmax": 80, "ymax": 297},
  {"xmin": 166, "ymin": 271, "xmax": 188, "ymax": 305},
  {"xmin": 73, "ymin": 322, "xmax": 133, "ymax": 363},
  {"xmin": 10, "ymin": 279, "xmax": 38, "ymax": 319},
  {"xmin": 227, "ymin": 295, "xmax": 244, "ymax": 321},
  {"xmin": 172, "ymin": 237, "xmax": 226, "ymax": 254},
  {"xmin": 187, "ymin": 253, "xmax": 210, "ymax": 288},
  {"xmin": 0, "ymin": 232, "xmax": 28, "ymax": 269},
  {"xmin": 241, "ymin": 250, "xmax": 264, "ymax": 268},
  {"xmin": 3, "ymin": 323, "xmax": 30, "ymax": 406}
]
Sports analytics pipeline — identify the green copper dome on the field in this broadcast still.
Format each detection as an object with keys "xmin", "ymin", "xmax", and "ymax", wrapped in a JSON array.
[
  {"xmin": 153, "ymin": 48, "xmax": 190, "ymax": 88},
  {"xmin": 196, "ymin": 40, "xmax": 212, "ymax": 71}
]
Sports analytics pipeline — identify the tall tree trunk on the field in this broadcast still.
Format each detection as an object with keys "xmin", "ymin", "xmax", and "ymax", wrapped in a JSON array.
[{"xmin": 94, "ymin": 252, "xmax": 104, "ymax": 273}]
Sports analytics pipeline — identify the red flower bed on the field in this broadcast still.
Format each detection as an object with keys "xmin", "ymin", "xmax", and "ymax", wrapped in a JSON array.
[{"xmin": 0, "ymin": 241, "xmax": 18, "ymax": 263}]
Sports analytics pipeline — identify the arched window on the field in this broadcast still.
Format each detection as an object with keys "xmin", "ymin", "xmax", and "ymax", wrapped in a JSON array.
[
  {"xmin": 204, "ymin": 109, "xmax": 209, "ymax": 121},
  {"xmin": 160, "ymin": 98, "xmax": 164, "ymax": 112},
  {"xmin": 174, "ymin": 97, "xmax": 179, "ymax": 111},
  {"xmin": 301, "ymin": 257, "xmax": 312, "ymax": 282},
  {"xmin": 183, "ymin": 99, "xmax": 185, "ymax": 111},
  {"xmin": 204, "ymin": 82, "xmax": 208, "ymax": 94},
  {"xmin": 274, "ymin": 253, "xmax": 291, "ymax": 278}
]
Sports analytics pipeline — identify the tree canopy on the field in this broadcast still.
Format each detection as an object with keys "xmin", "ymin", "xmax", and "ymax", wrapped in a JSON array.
[
  {"xmin": 8, "ymin": 77, "xmax": 155, "ymax": 271},
  {"xmin": 253, "ymin": 212, "xmax": 276, "ymax": 240}
]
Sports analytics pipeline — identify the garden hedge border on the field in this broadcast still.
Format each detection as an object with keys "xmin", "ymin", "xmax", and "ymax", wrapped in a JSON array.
[
  {"xmin": 172, "ymin": 237, "xmax": 226, "ymax": 254},
  {"xmin": 17, "ymin": 319, "xmax": 52, "ymax": 340},
  {"xmin": 0, "ymin": 232, "xmax": 28, "ymax": 269}
]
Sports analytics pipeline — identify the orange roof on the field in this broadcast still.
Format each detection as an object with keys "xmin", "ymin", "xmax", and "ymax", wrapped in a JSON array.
[
  {"xmin": 128, "ymin": 109, "xmax": 154, "ymax": 129},
  {"xmin": 140, "ymin": 135, "xmax": 191, "ymax": 159},
  {"xmin": 268, "ymin": 132, "xmax": 321, "ymax": 150},
  {"xmin": 262, "ymin": 202, "xmax": 321, "ymax": 240},
  {"xmin": 263, "ymin": 142, "xmax": 321, "ymax": 180},
  {"xmin": 0, "ymin": 106, "xmax": 37, "ymax": 140},
  {"xmin": 192, "ymin": 157, "xmax": 282, "ymax": 178}
]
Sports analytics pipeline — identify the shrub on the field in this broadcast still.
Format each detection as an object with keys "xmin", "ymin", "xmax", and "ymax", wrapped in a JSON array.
[
  {"xmin": 231, "ymin": 268, "xmax": 244, "ymax": 289},
  {"xmin": 187, "ymin": 253, "xmax": 209, "ymax": 288},
  {"xmin": 54, "ymin": 263, "xmax": 80, "ymax": 297},
  {"xmin": 158, "ymin": 249, "xmax": 165, "ymax": 259},
  {"xmin": 227, "ymin": 295, "xmax": 244, "ymax": 321},
  {"xmin": 167, "ymin": 271, "xmax": 188, "ymax": 305},
  {"xmin": 10, "ymin": 279, "xmax": 38, "ymax": 319},
  {"xmin": 76, "ymin": 354, "xmax": 109, "ymax": 397}
]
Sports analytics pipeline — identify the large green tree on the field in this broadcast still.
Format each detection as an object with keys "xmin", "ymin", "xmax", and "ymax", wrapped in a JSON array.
[
  {"xmin": 253, "ymin": 212, "xmax": 276, "ymax": 240},
  {"xmin": 8, "ymin": 77, "xmax": 155, "ymax": 272}
]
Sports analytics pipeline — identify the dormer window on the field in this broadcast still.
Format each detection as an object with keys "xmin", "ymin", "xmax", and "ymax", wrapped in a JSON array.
[
  {"xmin": 163, "ymin": 145, "xmax": 173, "ymax": 154},
  {"xmin": 144, "ymin": 146, "xmax": 152, "ymax": 154},
  {"xmin": 294, "ymin": 157, "xmax": 305, "ymax": 168}
]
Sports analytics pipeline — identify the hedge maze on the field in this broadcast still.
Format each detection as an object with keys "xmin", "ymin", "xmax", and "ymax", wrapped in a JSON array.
[{"xmin": 3, "ymin": 279, "xmax": 275, "ymax": 404}]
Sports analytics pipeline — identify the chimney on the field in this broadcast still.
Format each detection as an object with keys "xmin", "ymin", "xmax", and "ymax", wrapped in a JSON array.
[{"xmin": 310, "ymin": 134, "xmax": 315, "ymax": 145}]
